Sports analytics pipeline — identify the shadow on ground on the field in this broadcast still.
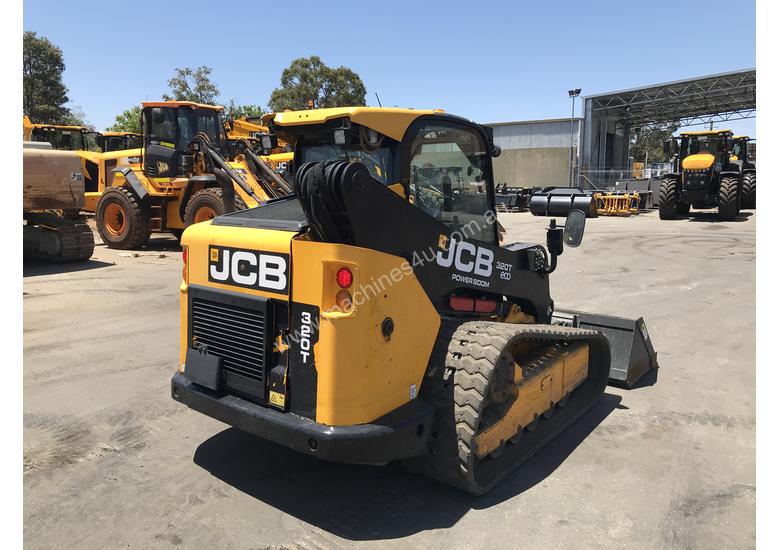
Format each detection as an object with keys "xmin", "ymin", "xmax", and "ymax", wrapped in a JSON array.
[
  {"xmin": 686, "ymin": 211, "xmax": 753, "ymax": 223},
  {"xmin": 23, "ymin": 258, "xmax": 115, "ymax": 277},
  {"xmin": 193, "ymin": 393, "xmax": 622, "ymax": 541},
  {"xmin": 135, "ymin": 236, "xmax": 182, "ymax": 252}
]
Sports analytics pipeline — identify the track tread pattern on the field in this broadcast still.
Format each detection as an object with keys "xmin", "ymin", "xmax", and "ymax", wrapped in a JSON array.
[
  {"xmin": 403, "ymin": 319, "xmax": 609, "ymax": 495},
  {"xmin": 56, "ymin": 221, "xmax": 95, "ymax": 262}
]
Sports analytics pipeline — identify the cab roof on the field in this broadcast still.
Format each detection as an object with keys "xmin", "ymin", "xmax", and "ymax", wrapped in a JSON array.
[
  {"xmin": 101, "ymin": 131, "xmax": 141, "ymax": 137},
  {"xmin": 679, "ymin": 129, "xmax": 733, "ymax": 137},
  {"xmin": 141, "ymin": 101, "xmax": 223, "ymax": 111},
  {"xmin": 263, "ymin": 106, "xmax": 445, "ymax": 142}
]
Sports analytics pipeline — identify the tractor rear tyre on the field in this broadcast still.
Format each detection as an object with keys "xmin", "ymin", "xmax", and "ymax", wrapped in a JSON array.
[
  {"xmin": 658, "ymin": 178, "xmax": 679, "ymax": 220},
  {"xmin": 183, "ymin": 188, "xmax": 245, "ymax": 227},
  {"xmin": 742, "ymin": 172, "xmax": 756, "ymax": 209},
  {"xmin": 96, "ymin": 186, "xmax": 151, "ymax": 249},
  {"xmin": 718, "ymin": 176, "xmax": 740, "ymax": 221}
]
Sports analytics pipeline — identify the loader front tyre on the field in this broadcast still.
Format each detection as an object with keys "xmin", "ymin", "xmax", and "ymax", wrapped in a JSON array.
[
  {"xmin": 402, "ymin": 320, "xmax": 611, "ymax": 495},
  {"xmin": 96, "ymin": 187, "xmax": 151, "ymax": 249},
  {"xmin": 718, "ymin": 176, "xmax": 740, "ymax": 220},
  {"xmin": 184, "ymin": 188, "xmax": 245, "ymax": 227},
  {"xmin": 658, "ymin": 178, "xmax": 679, "ymax": 220},
  {"xmin": 742, "ymin": 172, "xmax": 756, "ymax": 209}
]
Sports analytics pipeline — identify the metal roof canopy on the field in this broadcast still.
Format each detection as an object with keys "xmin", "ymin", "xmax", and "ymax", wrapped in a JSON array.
[
  {"xmin": 579, "ymin": 69, "xmax": 756, "ymax": 183},
  {"xmin": 584, "ymin": 68, "xmax": 756, "ymax": 127}
]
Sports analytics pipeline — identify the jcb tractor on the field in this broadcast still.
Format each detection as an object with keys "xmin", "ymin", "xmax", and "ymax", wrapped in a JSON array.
[
  {"xmin": 659, "ymin": 129, "xmax": 744, "ymax": 220},
  {"xmin": 171, "ymin": 107, "xmax": 656, "ymax": 495},
  {"xmin": 730, "ymin": 135, "xmax": 756, "ymax": 209},
  {"xmin": 86, "ymin": 101, "xmax": 293, "ymax": 248},
  {"xmin": 225, "ymin": 115, "xmax": 294, "ymax": 176}
]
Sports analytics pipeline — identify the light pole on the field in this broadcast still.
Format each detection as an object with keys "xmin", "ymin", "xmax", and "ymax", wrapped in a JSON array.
[{"xmin": 568, "ymin": 88, "xmax": 581, "ymax": 187}]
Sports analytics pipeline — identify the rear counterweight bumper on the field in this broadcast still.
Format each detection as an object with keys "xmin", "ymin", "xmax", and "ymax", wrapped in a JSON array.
[{"xmin": 171, "ymin": 373, "xmax": 433, "ymax": 464}]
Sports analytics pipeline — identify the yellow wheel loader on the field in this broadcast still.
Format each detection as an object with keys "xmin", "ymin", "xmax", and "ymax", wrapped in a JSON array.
[
  {"xmin": 171, "ymin": 107, "xmax": 656, "ymax": 495},
  {"xmin": 23, "ymin": 115, "xmax": 92, "ymax": 151},
  {"xmin": 84, "ymin": 101, "xmax": 292, "ymax": 248},
  {"xmin": 659, "ymin": 129, "xmax": 744, "ymax": 220}
]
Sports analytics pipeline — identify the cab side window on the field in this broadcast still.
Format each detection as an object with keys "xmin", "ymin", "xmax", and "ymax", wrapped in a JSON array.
[
  {"xmin": 407, "ymin": 123, "xmax": 495, "ymax": 243},
  {"xmin": 149, "ymin": 108, "xmax": 176, "ymax": 145}
]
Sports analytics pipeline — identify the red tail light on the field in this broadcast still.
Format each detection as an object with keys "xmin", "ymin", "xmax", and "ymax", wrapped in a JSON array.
[{"xmin": 336, "ymin": 267, "xmax": 353, "ymax": 288}]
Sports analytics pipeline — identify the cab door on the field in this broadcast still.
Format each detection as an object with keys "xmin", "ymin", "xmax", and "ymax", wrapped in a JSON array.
[{"xmin": 143, "ymin": 107, "xmax": 178, "ymax": 178}]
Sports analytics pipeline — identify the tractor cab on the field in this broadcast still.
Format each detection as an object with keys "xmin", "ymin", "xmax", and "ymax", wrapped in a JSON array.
[
  {"xmin": 141, "ymin": 101, "xmax": 227, "ymax": 179},
  {"xmin": 97, "ymin": 132, "xmax": 142, "ymax": 153}
]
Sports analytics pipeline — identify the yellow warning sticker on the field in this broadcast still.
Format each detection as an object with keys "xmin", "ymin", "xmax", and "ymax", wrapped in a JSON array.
[{"xmin": 269, "ymin": 390, "xmax": 285, "ymax": 407}]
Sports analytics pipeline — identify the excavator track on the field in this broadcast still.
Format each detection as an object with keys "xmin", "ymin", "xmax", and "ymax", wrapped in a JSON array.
[{"xmin": 403, "ymin": 319, "xmax": 610, "ymax": 495}]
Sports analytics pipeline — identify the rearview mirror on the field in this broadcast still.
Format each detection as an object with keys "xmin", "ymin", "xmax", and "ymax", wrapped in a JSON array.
[{"xmin": 564, "ymin": 209, "xmax": 586, "ymax": 248}]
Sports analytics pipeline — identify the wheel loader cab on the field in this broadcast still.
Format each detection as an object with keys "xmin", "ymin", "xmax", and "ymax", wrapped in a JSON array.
[{"xmin": 142, "ymin": 102, "xmax": 226, "ymax": 179}]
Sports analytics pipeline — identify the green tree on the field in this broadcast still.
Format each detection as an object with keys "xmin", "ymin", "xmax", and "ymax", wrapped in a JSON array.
[
  {"xmin": 268, "ymin": 56, "xmax": 366, "ymax": 112},
  {"xmin": 107, "ymin": 105, "xmax": 142, "ymax": 133},
  {"xmin": 224, "ymin": 99, "xmax": 265, "ymax": 120},
  {"xmin": 23, "ymin": 31, "xmax": 72, "ymax": 123},
  {"xmin": 630, "ymin": 123, "xmax": 680, "ymax": 164},
  {"xmin": 163, "ymin": 66, "xmax": 219, "ymax": 104}
]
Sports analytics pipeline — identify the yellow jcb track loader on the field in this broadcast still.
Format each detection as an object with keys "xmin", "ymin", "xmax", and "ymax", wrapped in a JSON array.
[
  {"xmin": 85, "ymin": 101, "xmax": 291, "ymax": 248},
  {"xmin": 171, "ymin": 107, "xmax": 656, "ymax": 495},
  {"xmin": 659, "ymin": 129, "xmax": 744, "ymax": 220},
  {"xmin": 730, "ymin": 135, "xmax": 756, "ymax": 209}
]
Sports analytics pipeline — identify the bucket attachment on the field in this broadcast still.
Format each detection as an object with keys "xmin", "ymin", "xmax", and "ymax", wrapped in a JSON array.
[
  {"xmin": 529, "ymin": 187, "xmax": 598, "ymax": 218},
  {"xmin": 551, "ymin": 309, "xmax": 658, "ymax": 388}
]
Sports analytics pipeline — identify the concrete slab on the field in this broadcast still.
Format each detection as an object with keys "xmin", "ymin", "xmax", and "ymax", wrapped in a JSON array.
[{"xmin": 23, "ymin": 211, "xmax": 755, "ymax": 549}]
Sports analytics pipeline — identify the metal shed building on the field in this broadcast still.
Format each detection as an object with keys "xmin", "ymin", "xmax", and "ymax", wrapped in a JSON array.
[{"xmin": 485, "ymin": 118, "xmax": 581, "ymax": 188}]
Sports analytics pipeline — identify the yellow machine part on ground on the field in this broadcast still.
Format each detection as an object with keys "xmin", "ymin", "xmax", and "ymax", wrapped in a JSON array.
[{"xmin": 593, "ymin": 192, "xmax": 640, "ymax": 216}]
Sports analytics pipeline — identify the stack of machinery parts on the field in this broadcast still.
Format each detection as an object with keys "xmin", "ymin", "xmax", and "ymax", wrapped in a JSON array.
[
  {"xmin": 529, "ymin": 187, "xmax": 598, "ymax": 218},
  {"xmin": 593, "ymin": 191, "xmax": 641, "ymax": 216},
  {"xmin": 494, "ymin": 185, "xmax": 535, "ymax": 212}
]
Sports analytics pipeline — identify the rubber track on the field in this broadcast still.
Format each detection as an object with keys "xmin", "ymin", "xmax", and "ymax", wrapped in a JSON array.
[
  {"xmin": 403, "ymin": 319, "xmax": 610, "ymax": 495},
  {"xmin": 718, "ymin": 176, "xmax": 740, "ymax": 220},
  {"xmin": 56, "ymin": 220, "xmax": 95, "ymax": 262}
]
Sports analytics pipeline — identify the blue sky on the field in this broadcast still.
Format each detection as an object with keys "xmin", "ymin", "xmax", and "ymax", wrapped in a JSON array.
[{"xmin": 24, "ymin": 0, "xmax": 756, "ymax": 135}]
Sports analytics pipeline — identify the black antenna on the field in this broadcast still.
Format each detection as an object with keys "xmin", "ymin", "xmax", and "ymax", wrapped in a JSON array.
[{"xmin": 375, "ymin": 92, "xmax": 382, "ymax": 107}]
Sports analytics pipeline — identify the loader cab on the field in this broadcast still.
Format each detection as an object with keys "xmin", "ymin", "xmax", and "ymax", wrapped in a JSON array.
[
  {"xmin": 28, "ymin": 124, "xmax": 90, "ymax": 151},
  {"xmin": 97, "ymin": 132, "xmax": 142, "ymax": 153},
  {"xmin": 277, "ymin": 111, "xmax": 500, "ymax": 244},
  {"xmin": 141, "ymin": 101, "xmax": 226, "ymax": 179}
]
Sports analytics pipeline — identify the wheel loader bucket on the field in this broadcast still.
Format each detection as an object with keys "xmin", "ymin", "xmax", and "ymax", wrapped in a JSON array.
[{"xmin": 551, "ymin": 309, "xmax": 658, "ymax": 388}]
